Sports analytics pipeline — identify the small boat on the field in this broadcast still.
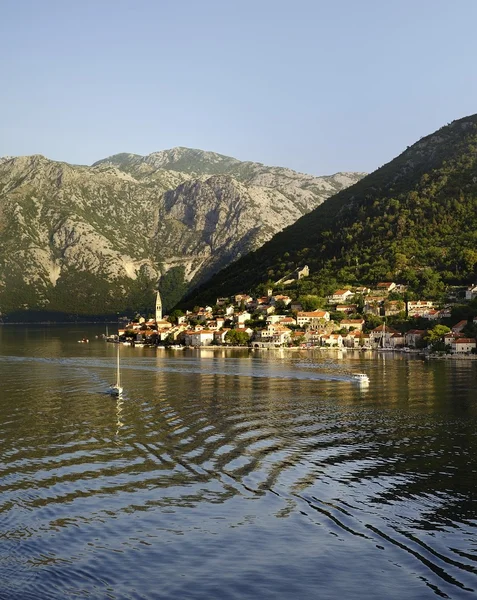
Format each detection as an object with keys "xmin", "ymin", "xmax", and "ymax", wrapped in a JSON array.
[
  {"xmin": 108, "ymin": 343, "xmax": 123, "ymax": 396},
  {"xmin": 352, "ymin": 373, "xmax": 369, "ymax": 384},
  {"xmin": 77, "ymin": 338, "xmax": 89, "ymax": 343}
]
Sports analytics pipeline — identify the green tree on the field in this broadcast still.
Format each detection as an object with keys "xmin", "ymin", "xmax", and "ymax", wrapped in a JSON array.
[
  {"xmin": 225, "ymin": 329, "xmax": 250, "ymax": 346},
  {"xmin": 424, "ymin": 324, "xmax": 451, "ymax": 351}
]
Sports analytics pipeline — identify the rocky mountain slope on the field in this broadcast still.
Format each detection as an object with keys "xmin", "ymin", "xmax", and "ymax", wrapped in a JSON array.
[
  {"xmin": 0, "ymin": 149, "xmax": 364, "ymax": 315},
  {"xmin": 184, "ymin": 114, "xmax": 477, "ymax": 307}
]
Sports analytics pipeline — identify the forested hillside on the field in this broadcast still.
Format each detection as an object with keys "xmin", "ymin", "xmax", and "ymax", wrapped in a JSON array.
[{"xmin": 184, "ymin": 114, "xmax": 477, "ymax": 305}]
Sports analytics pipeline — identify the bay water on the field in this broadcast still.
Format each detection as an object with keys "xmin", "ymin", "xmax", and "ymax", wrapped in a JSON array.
[{"xmin": 1, "ymin": 325, "xmax": 476, "ymax": 599}]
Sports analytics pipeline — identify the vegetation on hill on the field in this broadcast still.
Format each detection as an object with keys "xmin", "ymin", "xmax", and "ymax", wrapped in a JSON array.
[{"xmin": 183, "ymin": 114, "xmax": 477, "ymax": 307}]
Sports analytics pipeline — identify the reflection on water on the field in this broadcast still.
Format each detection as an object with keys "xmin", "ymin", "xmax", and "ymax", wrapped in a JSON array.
[{"xmin": 0, "ymin": 326, "xmax": 476, "ymax": 600}]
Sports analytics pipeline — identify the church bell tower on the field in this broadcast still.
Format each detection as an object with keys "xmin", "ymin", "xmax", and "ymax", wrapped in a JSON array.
[{"xmin": 155, "ymin": 290, "xmax": 163, "ymax": 323}]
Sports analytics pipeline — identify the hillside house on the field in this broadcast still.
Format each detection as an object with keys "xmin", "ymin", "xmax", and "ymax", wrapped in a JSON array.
[
  {"xmin": 384, "ymin": 300, "xmax": 404, "ymax": 316},
  {"xmin": 340, "ymin": 319, "xmax": 365, "ymax": 331},
  {"xmin": 465, "ymin": 285, "xmax": 477, "ymax": 301},
  {"xmin": 439, "ymin": 307, "xmax": 452, "ymax": 319},
  {"xmin": 327, "ymin": 289, "xmax": 353, "ymax": 304},
  {"xmin": 234, "ymin": 311, "xmax": 252, "ymax": 325},
  {"xmin": 452, "ymin": 320, "xmax": 468, "ymax": 333},
  {"xmin": 375, "ymin": 282, "xmax": 396, "ymax": 293},
  {"xmin": 270, "ymin": 295, "xmax": 292, "ymax": 307},
  {"xmin": 407, "ymin": 300, "xmax": 435, "ymax": 317},
  {"xmin": 336, "ymin": 304, "xmax": 358, "ymax": 314},
  {"xmin": 354, "ymin": 287, "xmax": 370, "ymax": 295},
  {"xmin": 256, "ymin": 304, "xmax": 275, "ymax": 315},
  {"xmin": 297, "ymin": 310, "xmax": 330, "ymax": 328},
  {"xmin": 422, "ymin": 309, "xmax": 440, "ymax": 321},
  {"xmin": 234, "ymin": 294, "xmax": 253, "ymax": 304},
  {"xmin": 363, "ymin": 301, "xmax": 382, "ymax": 316},
  {"xmin": 216, "ymin": 297, "xmax": 230, "ymax": 306},
  {"xmin": 267, "ymin": 314, "xmax": 296, "ymax": 325}
]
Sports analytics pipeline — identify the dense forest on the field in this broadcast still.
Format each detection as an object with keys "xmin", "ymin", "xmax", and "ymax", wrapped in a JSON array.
[{"xmin": 184, "ymin": 114, "xmax": 477, "ymax": 306}]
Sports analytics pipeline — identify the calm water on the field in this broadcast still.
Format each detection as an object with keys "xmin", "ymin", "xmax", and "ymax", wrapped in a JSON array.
[{"xmin": 1, "ymin": 326, "xmax": 477, "ymax": 600}]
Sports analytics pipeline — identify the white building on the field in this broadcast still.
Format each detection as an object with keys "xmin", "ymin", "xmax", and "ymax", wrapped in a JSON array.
[
  {"xmin": 451, "ymin": 338, "xmax": 476, "ymax": 353},
  {"xmin": 296, "ymin": 310, "xmax": 330, "ymax": 328}
]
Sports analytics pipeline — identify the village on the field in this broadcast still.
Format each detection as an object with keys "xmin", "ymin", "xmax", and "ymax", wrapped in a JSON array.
[{"xmin": 116, "ymin": 271, "xmax": 477, "ymax": 356}]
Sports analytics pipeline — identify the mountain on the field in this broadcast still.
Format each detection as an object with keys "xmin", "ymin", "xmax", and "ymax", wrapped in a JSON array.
[
  {"xmin": 0, "ymin": 149, "xmax": 364, "ymax": 316},
  {"xmin": 184, "ymin": 114, "xmax": 477, "ymax": 305}
]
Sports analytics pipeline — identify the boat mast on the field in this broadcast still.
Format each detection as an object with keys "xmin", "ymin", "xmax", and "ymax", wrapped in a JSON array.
[{"xmin": 116, "ymin": 343, "xmax": 121, "ymax": 387}]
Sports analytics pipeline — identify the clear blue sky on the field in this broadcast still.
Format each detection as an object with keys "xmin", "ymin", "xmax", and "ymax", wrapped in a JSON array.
[{"xmin": 1, "ymin": 0, "xmax": 476, "ymax": 175}]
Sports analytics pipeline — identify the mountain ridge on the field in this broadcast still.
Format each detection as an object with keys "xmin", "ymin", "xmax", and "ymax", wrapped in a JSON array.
[{"xmin": 0, "ymin": 148, "xmax": 364, "ymax": 315}]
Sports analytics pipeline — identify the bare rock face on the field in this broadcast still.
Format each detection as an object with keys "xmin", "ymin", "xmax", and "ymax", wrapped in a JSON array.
[{"xmin": 0, "ymin": 149, "xmax": 365, "ymax": 313}]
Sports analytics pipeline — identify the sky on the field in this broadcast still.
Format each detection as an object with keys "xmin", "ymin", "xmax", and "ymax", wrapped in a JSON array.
[{"xmin": 1, "ymin": 0, "xmax": 477, "ymax": 176}]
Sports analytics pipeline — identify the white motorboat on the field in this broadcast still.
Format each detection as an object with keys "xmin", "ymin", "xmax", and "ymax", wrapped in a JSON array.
[{"xmin": 352, "ymin": 373, "xmax": 370, "ymax": 384}]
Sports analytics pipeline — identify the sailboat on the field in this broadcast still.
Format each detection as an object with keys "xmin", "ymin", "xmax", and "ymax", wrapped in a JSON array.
[{"xmin": 108, "ymin": 342, "xmax": 123, "ymax": 396}]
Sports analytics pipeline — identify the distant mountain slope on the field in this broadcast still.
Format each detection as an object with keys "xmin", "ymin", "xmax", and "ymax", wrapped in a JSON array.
[
  {"xmin": 0, "ymin": 149, "xmax": 364, "ymax": 315},
  {"xmin": 184, "ymin": 114, "xmax": 477, "ymax": 305}
]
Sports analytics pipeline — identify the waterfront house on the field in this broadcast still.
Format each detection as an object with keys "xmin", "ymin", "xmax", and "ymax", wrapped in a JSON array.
[
  {"xmin": 444, "ymin": 332, "xmax": 463, "ymax": 347},
  {"xmin": 404, "ymin": 329, "xmax": 426, "ymax": 348},
  {"xmin": 304, "ymin": 330, "xmax": 323, "ymax": 346},
  {"xmin": 370, "ymin": 324, "xmax": 401, "ymax": 348},
  {"xmin": 451, "ymin": 338, "xmax": 476, "ymax": 353},
  {"xmin": 389, "ymin": 332, "xmax": 405, "ymax": 348},
  {"xmin": 184, "ymin": 330, "xmax": 215, "ymax": 347},
  {"xmin": 214, "ymin": 329, "xmax": 231, "ymax": 344},
  {"xmin": 321, "ymin": 333, "xmax": 343, "ymax": 347},
  {"xmin": 343, "ymin": 330, "xmax": 362, "ymax": 348},
  {"xmin": 253, "ymin": 324, "xmax": 291, "ymax": 346}
]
